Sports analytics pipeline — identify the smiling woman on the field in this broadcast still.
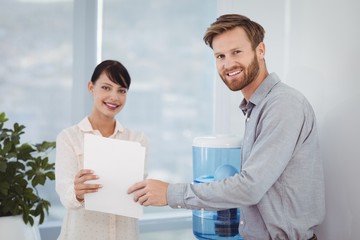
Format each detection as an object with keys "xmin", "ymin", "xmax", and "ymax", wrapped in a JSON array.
[{"xmin": 55, "ymin": 60, "xmax": 150, "ymax": 240}]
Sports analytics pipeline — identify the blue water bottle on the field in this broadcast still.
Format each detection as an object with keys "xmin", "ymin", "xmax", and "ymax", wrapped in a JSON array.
[{"xmin": 192, "ymin": 135, "xmax": 243, "ymax": 240}]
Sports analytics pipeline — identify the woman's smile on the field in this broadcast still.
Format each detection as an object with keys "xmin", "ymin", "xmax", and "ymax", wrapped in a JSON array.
[{"xmin": 104, "ymin": 101, "xmax": 120, "ymax": 111}]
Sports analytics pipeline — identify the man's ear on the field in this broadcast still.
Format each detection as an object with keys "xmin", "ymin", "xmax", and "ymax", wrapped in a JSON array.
[{"xmin": 256, "ymin": 42, "xmax": 266, "ymax": 60}]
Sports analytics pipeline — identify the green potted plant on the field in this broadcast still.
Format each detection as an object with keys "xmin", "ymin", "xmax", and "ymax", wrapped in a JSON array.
[{"xmin": 0, "ymin": 112, "xmax": 55, "ymax": 233}]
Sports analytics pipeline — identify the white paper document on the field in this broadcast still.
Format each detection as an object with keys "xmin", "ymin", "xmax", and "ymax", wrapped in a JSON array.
[{"xmin": 83, "ymin": 134, "xmax": 145, "ymax": 219}]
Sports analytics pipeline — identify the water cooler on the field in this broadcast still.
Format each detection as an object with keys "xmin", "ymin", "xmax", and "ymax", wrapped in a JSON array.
[{"xmin": 192, "ymin": 135, "xmax": 244, "ymax": 240}]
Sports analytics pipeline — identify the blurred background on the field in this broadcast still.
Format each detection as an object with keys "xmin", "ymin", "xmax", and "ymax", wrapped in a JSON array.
[{"xmin": 1, "ymin": 0, "xmax": 359, "ymax": 239}]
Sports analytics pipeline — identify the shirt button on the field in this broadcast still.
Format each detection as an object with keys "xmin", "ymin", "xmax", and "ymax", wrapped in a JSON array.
[
  {"xmin": 240, "ymin": 220, "xmax": 245, "ymax": 225},
  {"xmin": 177, "ymin": 205, "xmax": 182, "ymax": 209}
]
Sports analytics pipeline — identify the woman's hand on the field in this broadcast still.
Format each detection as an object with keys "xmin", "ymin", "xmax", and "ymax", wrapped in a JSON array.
[{"xmin": 74, "ymin": 169, "xmax": 102, "ymax": 202}]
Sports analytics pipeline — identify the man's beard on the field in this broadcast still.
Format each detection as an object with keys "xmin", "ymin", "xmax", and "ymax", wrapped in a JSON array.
[{"xmin": 220, "ymin": 54, "xmax": 260, "ymax": 91}]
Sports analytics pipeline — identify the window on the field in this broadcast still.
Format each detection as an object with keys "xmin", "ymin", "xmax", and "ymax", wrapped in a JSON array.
[
  {"xmin": 102, "ymin": 0, "xmax": 216, "ymax": 215},
  {"xmin": 0, "ymin": 0, "xmax": 73, "ymax": 222}
]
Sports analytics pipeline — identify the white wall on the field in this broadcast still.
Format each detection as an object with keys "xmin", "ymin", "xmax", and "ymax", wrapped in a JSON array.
[{"xmin": 216, "ymin": 0, "xmax": 360, "ymax": 239}]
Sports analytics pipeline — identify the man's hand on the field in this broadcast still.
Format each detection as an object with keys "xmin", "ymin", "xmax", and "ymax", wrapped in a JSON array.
[{"xmin": 127, "ymin": 179, "xmax": 169, "ymax": 206}]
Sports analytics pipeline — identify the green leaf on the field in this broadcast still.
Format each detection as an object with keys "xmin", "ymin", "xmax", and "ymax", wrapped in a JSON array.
[
  {"xmin": 0, "ymin": 161, "xmax": 7, "ymax": 172},
  {"xmin": 32, "ymin": 174, "xmax": 47, "ymax": 186},
  {"xmin": 6, "ymin": 152, "xmax": 17, "ymax": 159},
  {"xmin": 44, "ymin": 163, "xmax": 55, "ymax": 171},
  {"xmin": 12, "ymin": 161, "xmax": 25, "ymax": 171},
  {"xmin": 22, "ymin": 212, "xmax": 28, "ymax": 224},
  {"xmin": 35, "ymin": 141, "xmax": 56, "ymax": 152},
  {"xmin": 3, "ymin": 139, "xmax": 13, "ymax": 155},
  {"xmin": 28, "ymin": 215, "xmax": 34, "ymax": 226},
  {"xmin": 0, "ymin": 182, "xmax": 9, "ymax": 195},
  {"xmin": 46, "ymin": 172, "xmax": 55, "ymax": 180},
  {"xmin": 13, "ymin": 123, "xmax": 26, "ymax": 134},
  {"xmin": 43, "ymin": 200, "xmax": 51, "ymax": 214},
  {"xmin": 24, "ymin": 188, "xmax": 37, "ymax": 201},
  {"xmin": 0, "ymin": 112, "xmax": 8, "ymax": 124}
]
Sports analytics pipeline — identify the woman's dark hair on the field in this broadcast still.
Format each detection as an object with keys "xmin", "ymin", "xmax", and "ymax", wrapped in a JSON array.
[
  {"xmin": 90, "ymin": 59, "xmax": 131, "ymax": 89},
  {"xmin": 203, "ymin": 14, "xmax": 265, "ymax": 50}
]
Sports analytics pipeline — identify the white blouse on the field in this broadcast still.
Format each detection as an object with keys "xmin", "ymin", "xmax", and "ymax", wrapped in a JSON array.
[{"xmin": 55, "ymin": 117, "xmax": 148, "ymax": 240}]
